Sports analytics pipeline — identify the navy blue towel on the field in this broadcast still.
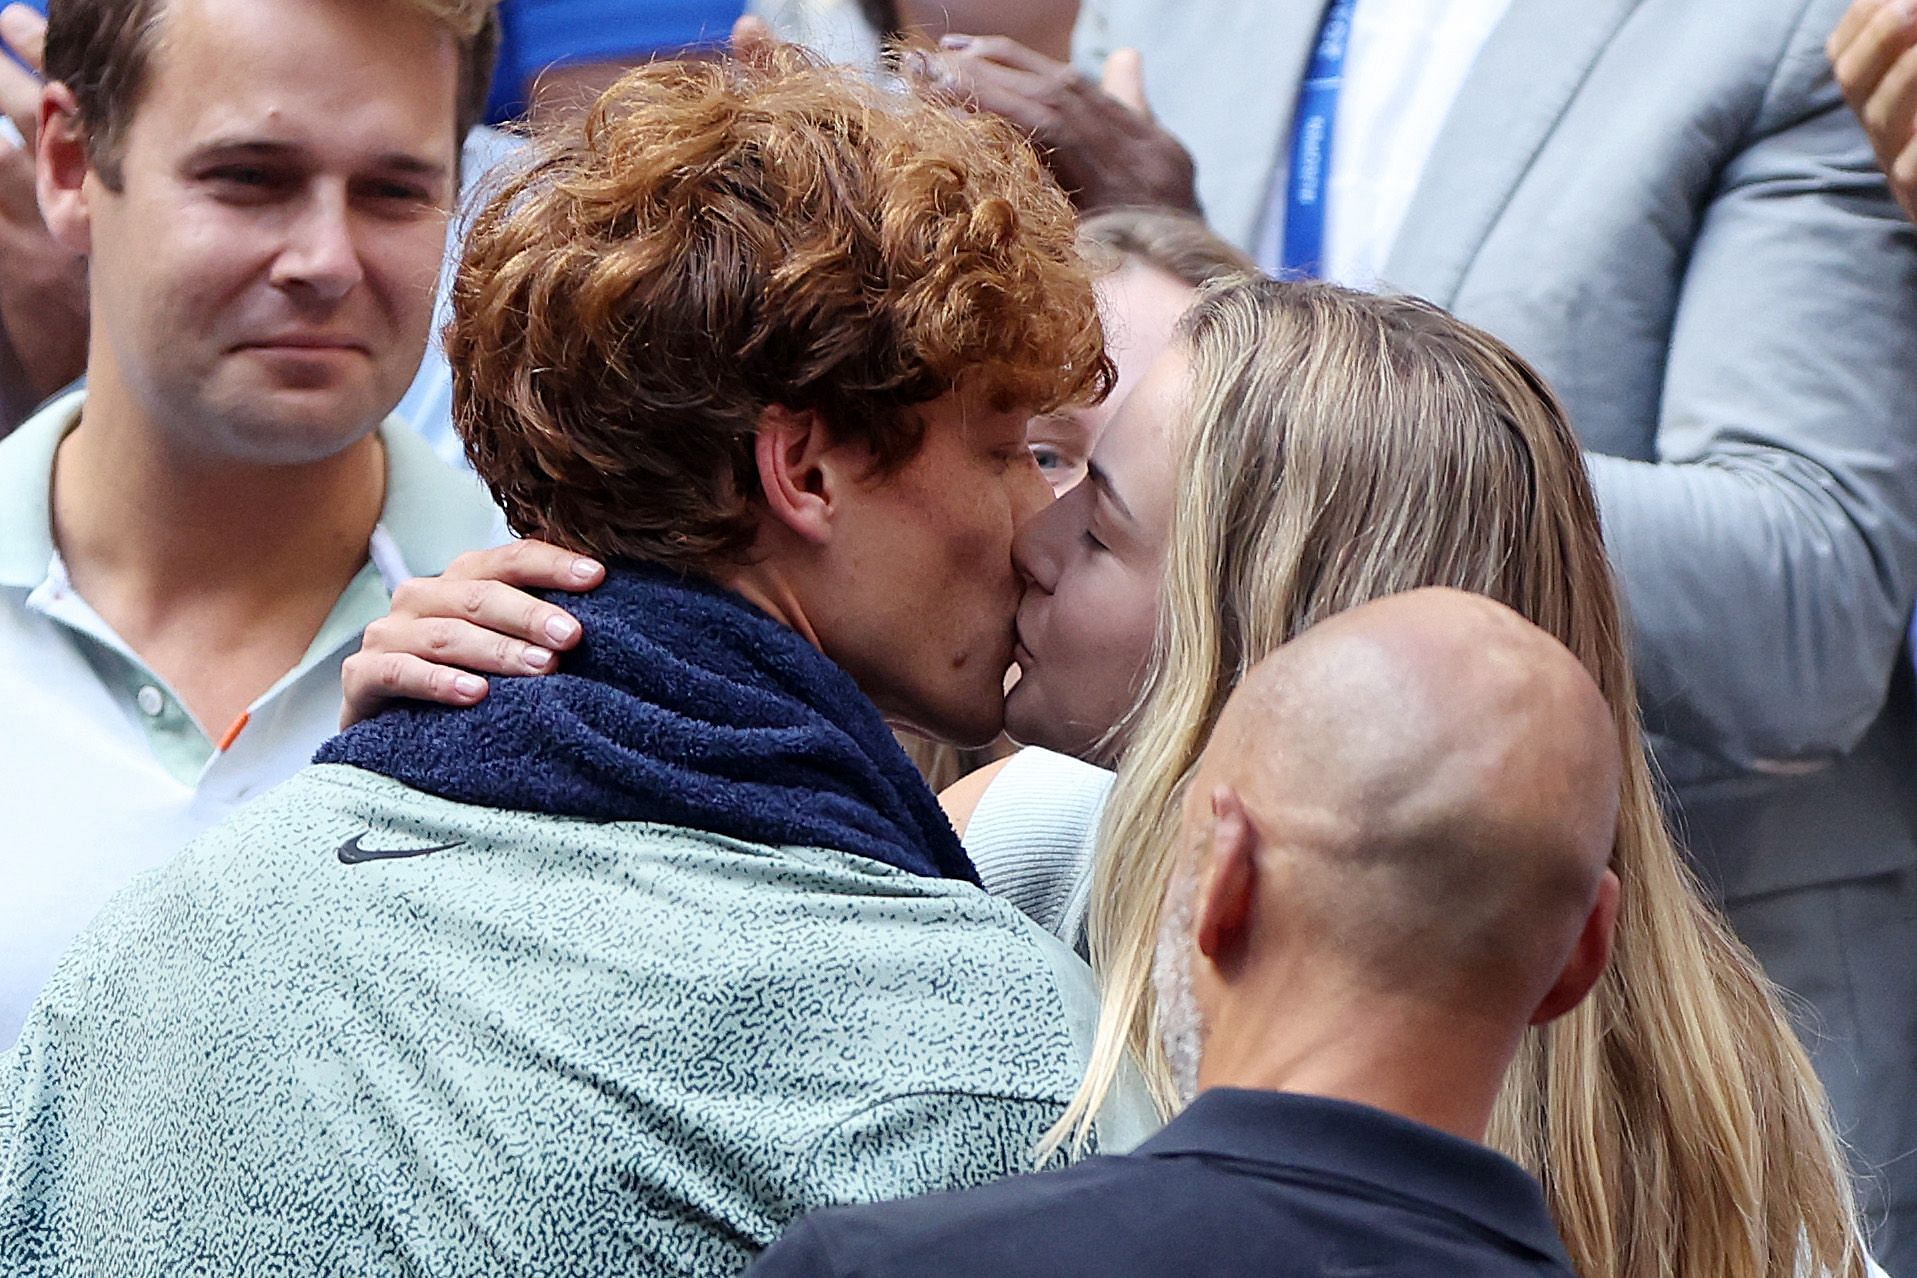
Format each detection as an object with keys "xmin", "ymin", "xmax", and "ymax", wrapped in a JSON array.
[{"xmin": 319, "ymin": 562, "xmax": 978, "ymax": 884}]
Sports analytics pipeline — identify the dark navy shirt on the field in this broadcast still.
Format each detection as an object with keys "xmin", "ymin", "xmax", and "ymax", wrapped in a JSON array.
[{"xmin": 749, "ymin": 1088, "xmax": 1578, "ymax": 1278}]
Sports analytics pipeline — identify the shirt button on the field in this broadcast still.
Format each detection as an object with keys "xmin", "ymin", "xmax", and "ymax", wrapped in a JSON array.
[{"xmin": 136, "ymin": 685, "xmax": 166, "ymax": 718}]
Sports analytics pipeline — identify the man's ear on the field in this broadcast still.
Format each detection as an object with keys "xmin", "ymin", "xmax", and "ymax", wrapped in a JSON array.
[
  {"xmin": 1530, "ymin": 868, "xmax": 1620, "ymax": 1026},
  {"xmin": 37, "ymin": 82, "xmax": 93, "ymax": 255},
  {"xmin": 755, "ymin": 402, "xmax": 877, "ymax": 547},
  {"xmin": 1194, "ymin": 785, "xmax": 1259, "ymax": 976},
  {"xmin": 753, "ymin": 404, "xmax": 848, "ymax": 546}
]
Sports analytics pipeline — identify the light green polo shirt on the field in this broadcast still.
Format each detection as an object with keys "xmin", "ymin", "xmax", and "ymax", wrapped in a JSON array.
[
  {"xmin": 0, "ymin": 391, "xmax": 507, "ymax": 1048},
  {"xmin": 0, "ymin": 391, "xmax": 506, "ymax": 779}
]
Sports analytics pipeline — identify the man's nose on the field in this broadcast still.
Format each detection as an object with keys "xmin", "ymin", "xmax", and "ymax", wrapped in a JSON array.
[
  {"xmin": 1011, "ymin": 487, "xmax": 1064, "ymax": 594},
  {"xmin": 1010, "ymin": 451, "xmax": 1054, "ymax": 528},
  {"xmin": 270, "ymin": 186, "xmax": 366, "ymax": 305}
]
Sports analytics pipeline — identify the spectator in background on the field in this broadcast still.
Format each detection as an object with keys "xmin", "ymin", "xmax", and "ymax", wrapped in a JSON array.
[
  {"xmin": 0, "ymin": 0, "xmax": 506, "ymax": 466},
  {"xmin": 751, "ymin": 590, "xmax": 1622, "ymax": 1278},
  {"xmin": 0, "ymin": 49, "xmax": 1152, "ymax": 1274},
  {"xmin": 0, "ymin": 0, "xmax": 749, "ymax": 463},
  {"xmin": 0, "ymin": 0, "xmax": 507, "ymax": 1047},
  {"xmin": 927, "ymin": 3, "xmax": 1917, "ymax": 1264}
]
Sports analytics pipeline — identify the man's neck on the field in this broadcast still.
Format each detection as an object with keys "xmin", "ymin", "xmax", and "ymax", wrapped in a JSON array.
[
  {"xmin": 722, "ymin": 561, "xmax": 825, "ymax": 652},
  {"xmin": 1195, "ymin": 994, "xmax": 1522, "ymax": 1144},
  {"xmin": 50, "ymin": 371, "xmax": 387, "ymax": 736}
]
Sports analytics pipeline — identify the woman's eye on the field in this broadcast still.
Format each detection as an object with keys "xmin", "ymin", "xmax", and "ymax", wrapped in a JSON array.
[
  {"xmin": 1082, "ymin": 529, "xmax": 1109, "ymax": 553},
  {"xmin": 1029, "ymin": 443, "xmax": 1066, "ymax": 473}
]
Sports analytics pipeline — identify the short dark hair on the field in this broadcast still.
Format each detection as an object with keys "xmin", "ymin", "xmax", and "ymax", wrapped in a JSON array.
[
  {"xmin": 44, "ymin": 0, "xmax": 501, "ymax": 188},
  {"xmin": 449, "ymin": 47, "xmax": 1112, "ymax": 573}
]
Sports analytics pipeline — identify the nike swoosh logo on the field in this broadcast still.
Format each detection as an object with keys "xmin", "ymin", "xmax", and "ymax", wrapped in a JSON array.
[{"xmin": 336, "ymin": 834, "xmax": 466, "ymax": 865}]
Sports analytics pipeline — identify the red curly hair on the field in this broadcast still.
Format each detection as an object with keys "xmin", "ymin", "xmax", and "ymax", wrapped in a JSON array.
[{"xmin": 449, "ymin": 45, "xmax": 1112, "ymax": 571}]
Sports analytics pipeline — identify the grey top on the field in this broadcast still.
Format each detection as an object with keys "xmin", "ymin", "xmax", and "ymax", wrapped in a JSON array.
[{"xmin": 965, "ymin": 748, "xmax": 1113, "ymax": 956}]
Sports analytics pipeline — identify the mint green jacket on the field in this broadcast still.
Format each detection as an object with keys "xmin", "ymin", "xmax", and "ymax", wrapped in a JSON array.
[{"xmin": 0, "ymin": 765, "xmax": 1153, "ymax": 1276}]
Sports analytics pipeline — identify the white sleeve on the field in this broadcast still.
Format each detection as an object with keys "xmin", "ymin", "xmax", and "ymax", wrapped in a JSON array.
[{"xmin": 963, "ymin": 748, "xmax": 1114, "ymax": 953}]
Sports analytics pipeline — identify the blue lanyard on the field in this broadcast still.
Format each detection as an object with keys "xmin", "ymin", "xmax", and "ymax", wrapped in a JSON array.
[{"xmin": 1282, "ymin": 0, "xmax": 1358, "ymax": 278}]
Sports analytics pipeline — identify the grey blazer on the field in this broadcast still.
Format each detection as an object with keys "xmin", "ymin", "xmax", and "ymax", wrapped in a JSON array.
[{"xmin": 1076, "ymin": 0, "xmax": 1917, "ymax": 904}]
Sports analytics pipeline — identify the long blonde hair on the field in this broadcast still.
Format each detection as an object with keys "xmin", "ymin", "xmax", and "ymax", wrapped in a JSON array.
[{"xmin": 1052, "ymin": 278, "xmax": 1865, "ymax": 1278}]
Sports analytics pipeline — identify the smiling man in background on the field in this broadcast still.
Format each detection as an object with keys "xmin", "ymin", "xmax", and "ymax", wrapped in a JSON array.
[{"xmin": 0, "ymin": 0, "xmax": 506, "ymax": 1045}]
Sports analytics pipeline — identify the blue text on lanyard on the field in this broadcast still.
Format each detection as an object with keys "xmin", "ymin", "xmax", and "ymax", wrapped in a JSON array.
[{"xmin": 1282, "ymin": 0, "xmax": 1358, "ymax": 278}]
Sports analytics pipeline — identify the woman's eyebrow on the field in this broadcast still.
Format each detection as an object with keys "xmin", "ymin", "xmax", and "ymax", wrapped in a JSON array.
[{"xmin": 1085, "ymin": 460, "xmax": 1134, "ymax": 521}]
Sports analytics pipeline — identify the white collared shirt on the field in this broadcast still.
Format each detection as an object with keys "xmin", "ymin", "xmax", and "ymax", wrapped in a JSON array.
[
  {"xmin": 0, "ymin": 391, "xmax": 506, "ymax": 1046},
  {"xmin": 1259, "ymin": 0, "xmax": 1514, "ymax": 287}
]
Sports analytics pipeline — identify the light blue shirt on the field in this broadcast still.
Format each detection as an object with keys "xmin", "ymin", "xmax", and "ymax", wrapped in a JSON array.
[{"xmin": 0, "ymin": 392, "xmax": 506, "ymax": 1046}]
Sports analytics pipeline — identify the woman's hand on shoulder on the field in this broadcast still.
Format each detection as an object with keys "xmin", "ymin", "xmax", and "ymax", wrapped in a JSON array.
[{"xmin": 340, "ymin": 540, "xmax": 604, "ymax": 729}]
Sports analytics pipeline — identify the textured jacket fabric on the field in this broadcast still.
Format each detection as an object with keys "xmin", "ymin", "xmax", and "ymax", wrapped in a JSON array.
[
  {"xmin": 0, "ymin": 766, "xmax": 1141, "ymax": 1276},
  {"xmin": 1072, "ymin": 0, "xmax": 1917, "ymax": 1259}
]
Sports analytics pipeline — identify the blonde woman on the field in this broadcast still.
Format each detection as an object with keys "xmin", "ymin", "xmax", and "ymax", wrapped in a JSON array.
[
  {"xmin": 1009, "ymin": 278, "xmax": 1873, "ymax": 1278},
  {"xmin": 342, "ymin": 277, "xmax": 1875, "ymax": 1278}
]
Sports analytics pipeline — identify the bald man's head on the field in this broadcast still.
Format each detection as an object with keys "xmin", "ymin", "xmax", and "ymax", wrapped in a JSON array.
[{"xmin": 1156, "ymin": 589, "xmax": 1622, "ymax": 1102}]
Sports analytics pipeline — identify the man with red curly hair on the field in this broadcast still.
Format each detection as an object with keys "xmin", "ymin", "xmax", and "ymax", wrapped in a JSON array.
[{"xmin": 0, "ymin": 47, "xmax": 1152, "ymax": 1276}]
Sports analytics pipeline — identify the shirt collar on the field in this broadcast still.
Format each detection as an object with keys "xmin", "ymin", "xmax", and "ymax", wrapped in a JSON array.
[
  {"xmin": 0, "ymin": 390, "xmax": 501, "ymax": 593},
  {"xmin": 376, "ymin": 406, "xmax": 506, "ymax": 579},
  {"xmin": 1138, "ymin": 1087, "xmax": 1572, "ymax": 1266},
  {"xmin": 0, "ymin": 389, "xmax": 80, "ymax": 589}
]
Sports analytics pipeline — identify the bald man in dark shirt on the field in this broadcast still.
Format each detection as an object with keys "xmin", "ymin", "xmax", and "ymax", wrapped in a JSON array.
[{"xmin": 750, "ymin": 588, "xmax": 1622, "ymax": 1278}]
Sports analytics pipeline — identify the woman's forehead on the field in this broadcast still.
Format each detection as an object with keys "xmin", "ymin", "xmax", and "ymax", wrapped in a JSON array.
[{"xmin": 1094, "ymin": 349, "xmax": 1187, "ymax": 469}]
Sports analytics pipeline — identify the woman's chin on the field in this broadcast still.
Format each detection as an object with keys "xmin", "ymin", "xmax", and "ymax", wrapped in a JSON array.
[
  {"xmin": 1003, "ymin": 687, "xmax": 1108, "ymax": 764},
  {"xmin": 1000, "ymin": 683, "xmax": 1047, "ymax": 752}
]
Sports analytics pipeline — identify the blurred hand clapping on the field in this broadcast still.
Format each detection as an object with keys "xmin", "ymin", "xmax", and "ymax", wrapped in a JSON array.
[
  {"xmin": 914, "ymin": 34, "xmax": 1201, "ymax": 216},
  {"xmin": 1831, "ymin": 0, "xmax": 1917, "ymax": 224}
]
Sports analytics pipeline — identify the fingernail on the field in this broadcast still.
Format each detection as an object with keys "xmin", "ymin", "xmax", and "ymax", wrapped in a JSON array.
[
  {"xmin": 940, "ymin": 33, "xmax": 973, "ymax": 49},
  {"xmin": 570, "ymin": 557, "xmax": 600, "ymax": 581},
  {"xmin": 524, "ymin": 646, "xmax": 554, "ymax": 670},
  {"xmin": 454, "ymin": 674, "xmax": 486, "ymax": 697},
  {"xmin": 545, "ymin": 614, "xmax": 580, "ymax": 645}
]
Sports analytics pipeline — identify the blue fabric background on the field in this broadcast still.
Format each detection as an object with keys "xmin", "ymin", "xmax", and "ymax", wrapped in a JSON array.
[{"xmin": 487, "ymin": 0, "xmax": 746, "ymax": 122}]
